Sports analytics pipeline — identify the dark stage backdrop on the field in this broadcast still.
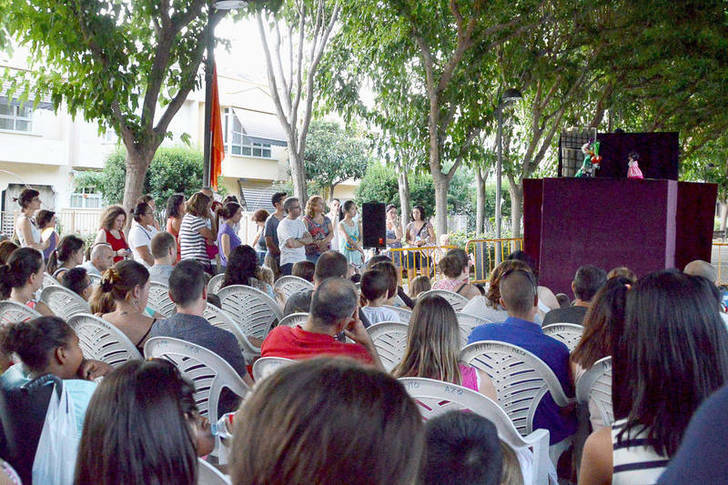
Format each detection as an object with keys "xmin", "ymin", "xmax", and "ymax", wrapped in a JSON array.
[{"xmin": 596, "ymin": 132, "xmax": 679, "ymax": 180}]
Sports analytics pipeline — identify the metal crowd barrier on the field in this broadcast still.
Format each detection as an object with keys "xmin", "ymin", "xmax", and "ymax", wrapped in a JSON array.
[
  {"xmin": 712, "ymin": 241, "xmax": 728, "ymax": 286},
  {"xmin": 465, "ymin": 238, "xmax": 524, "ymax": 284},
  {"xmin": 386, "ymin": 245, "xmax": 457, "ymax": 286}
]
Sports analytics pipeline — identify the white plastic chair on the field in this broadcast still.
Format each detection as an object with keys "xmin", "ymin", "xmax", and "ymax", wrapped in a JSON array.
[
  {"xmin": 202, "ymin": 303, "xmax": 260, "ymax": 363},
  {"xmin": 87, "ymin": 273, "xmax": 102, "ymax": 286},
  {"xmin": 418, "ymin": 289, "xmax": 469, "ymax": 312},
  {"xmin": 251, "ymin": 356, "xmax": 294, "ymax": 382},
  {"xmin": 217, "ymin": 285, "xmax": 282, "ymax": 341},
  {"xmin": 542, "ymin": 323, "xmax": 583, "ymax": 352},
  {"xmin": 40, "ymin": 285, "xmax": 90, "ymax": 321},
  {"xmin": 456, "ymin": 311, "xmax": 490, "ymax": 347},
  {"xmin": 366, "ymin": 321, "xmax": 409, "ymax": 372},
  {"xmin": 67, "ymin": 313, "xmax": 142, "ymax": 367},
  {"xmin": 147, "ymin": 281, "xmax": 176, "ymax": 317},
  {"xmin": 384, "ymin": 305, "xmax": 412, "ymax": 324},
  {"xmin": 273, "ymin": 275, "xmax": 313, "ymax": 303},
  {"xmin": 278, "ymin": 312, "xmax": 309, "ymax": 327},
  {"xmin": 144, "ymin": 337, "xmax": 250, "ymax": 425},
  {"xmin": 0, "ymin": 300, "xmax": 42, "ymax": 325},
  {"xmin": 207, "ymin": 273, "xmax": 225, "ymax": 295},
  {"xmin": 575, "ymin": 356, "xmax": 614, "ymax": 427},
  {"xmin": 399, "ymin": 377, "xmax": 550, "ymax": 485},
  {"xmin": 460, "ymin": 341, "xmax": 575, "ymax": 466},
  {"xmin": 41, "ymin": 272, "xmax": 60, "ymax": 289},
  {"xmin": 198, "ymin": 459, "xmax": 231, "ymax": 485}
]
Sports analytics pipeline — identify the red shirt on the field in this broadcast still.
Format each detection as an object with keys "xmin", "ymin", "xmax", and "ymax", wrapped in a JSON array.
[
  {"xmin": 261, "ymin": 326, "xmax": 373, "ymax": 364},
  {"xmin": 104, "ymin": 229, "xmax": 129, "ymax": 263}
]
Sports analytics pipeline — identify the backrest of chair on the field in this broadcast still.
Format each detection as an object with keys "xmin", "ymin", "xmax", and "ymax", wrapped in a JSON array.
[
  {"xmin": 0, "ymin": 301, "xmax": 42, "ymax": 325},
  {"xmin": 207, "ymin": 273, "xmax": 225, "ymax": 296},
  {"xmin": 147, "ymin": 282, "xmax": 176, "ymax": 317},
  {"xmin": 575, "ymin": 356, "xmax": 614, "ymax": 426},
  {"xmin": 87, "ymin": 273, "xmax": 102, "ymax": 286},
  {"xmin": 67, "ymin": 313, "xmax": 142, "ymax": 367},
  {"xmin": 198, "ymin": 458, "xmax": 232, "ymax": 485},
  {"xmin": 367, "ymin": 321, "xmax": 409, "ymax": 372},
  {"xmin": 278, "ymin": 312, "xmax": 309, "ymax": 328},
  {"xmin": 460, "ymin": 341, "xmax": 571, "ymax": 436},
  {"xmin": 144, "ymin": 337, "xmax": 250, "ymax": 424},
  {"xmin": 418, "ymin": 289, "xmax": 469, "ymax": 312},
  {"xmin": 456, "ymin": 312, "xmax": 489, "ymax": 347},
  {"xmin": 41, "ymin": 273, "xmax": 60, "ymax": 289},
  {"xmin": 202, "ymin": 304, "xmax": 248, "ymax": 349},
  {"xmin": 384, "ymin": 305, "xmax": 412, "ymax": 324},
  {"xmin": 217, "ymin": 285, "xmax": 282, "ymax": 340},
  {"xmin": 273, "ymin": 275, "xmax": 313, "ymax": 303},
  {"xmin": 40, "ymin": 286, "xmax": 90, "ymax": 320},
  {"xmin": 251, "ymin": 356, "xmax": 294, "ymax": 382},
  {"xmin": 542, "ymin": 323, "xmax": 583, "ymax": 352}
]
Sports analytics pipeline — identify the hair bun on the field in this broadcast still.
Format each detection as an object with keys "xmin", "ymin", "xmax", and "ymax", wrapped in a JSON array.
[{"xmin": 100, "ymin": 268, "xmax": 118, "ymax": 292}]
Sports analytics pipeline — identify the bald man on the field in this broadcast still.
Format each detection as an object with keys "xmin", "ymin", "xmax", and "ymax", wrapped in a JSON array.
[
  {"xmin": 684, "ymin": 260, "xmax": 718, "ymax": 285},
  {"xmin": 80, "ymin": 243, "xmax": 114, "ymax": 276}
]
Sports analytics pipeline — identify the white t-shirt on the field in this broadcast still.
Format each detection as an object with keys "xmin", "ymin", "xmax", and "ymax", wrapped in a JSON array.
[
  {"xmin": 361, "ymin": 305, "xmax": 401, "ymax": 325},
  {"xmin": 277, "ymin": 217, "xmax": 308, "ymax": 266},
  {"xmin": 128, "ymin": 222, "xmax": 158, "ymax": 268}
]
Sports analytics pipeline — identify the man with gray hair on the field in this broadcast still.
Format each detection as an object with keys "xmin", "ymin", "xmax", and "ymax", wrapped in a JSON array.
[
  {"xmin": 261, "ymin": 278, "xmax": 383, "ymax": 368},
  {"xmin": 276, "ymin": 196, "xmax": 313, "ymax": 276},
  {"xmin": 80, "ymin": 243, "xmax": 114, "ymax": 276},
  {"xmin": 684, "ymin": 259, "xmax": 718, "ymax": 284}
]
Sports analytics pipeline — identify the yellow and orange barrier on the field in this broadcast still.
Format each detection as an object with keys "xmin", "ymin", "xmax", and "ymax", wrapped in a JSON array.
[
  {"xmin": 465, "ymin": 238, "xmax": 524, "ymax": 284},
  {"xmin": 386, "ymin": 245, "xmax": 456, "ymax": 286}
]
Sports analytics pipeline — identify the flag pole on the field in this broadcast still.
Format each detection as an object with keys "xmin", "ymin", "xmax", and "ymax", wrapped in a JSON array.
[{"xmin": 203, "ymin": 1, "xmax": 215, "ymax": 187}]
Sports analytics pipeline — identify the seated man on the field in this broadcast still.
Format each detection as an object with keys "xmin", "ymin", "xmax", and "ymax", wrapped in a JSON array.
[
  {"xmin": 684, "ymin": 259, "xmax": 718, "ymax": 284},
  {"xmin": 80, "ymin": 243, "xmax": 114, "ymax": 277},
  {"xmin": 468, "ymin": 268, "xmax": 576, "ymax": 445},
  {"xmin": 543, "ymin": 264, "xmax": 606, "ymax": 325},
  {"xmin": 149, "ymin": 260, "xmax": 251, "ymax": 412},
  {"xmin": 148, "ymin": 231, "xmax": 177, "ymax": 286},
  {"xmin": 262, "ymin": 278, "xmax": 382, "ymax": 369}
]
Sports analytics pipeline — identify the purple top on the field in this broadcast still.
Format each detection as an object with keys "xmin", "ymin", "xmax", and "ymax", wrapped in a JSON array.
[{"xmin": 217, "ymin": 223, "xmax": 241, "ymax": 267}]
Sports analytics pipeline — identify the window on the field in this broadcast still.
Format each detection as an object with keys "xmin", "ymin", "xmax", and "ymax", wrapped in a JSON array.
[
  {"xmin": 70, "ymin": 186, "xmax": 102, "ymax": 209},
  {"xmin": 224, "ymin": 108, "xmax": 272, "ymax": 158},
  {"xmin": 0, "ymin": 104, "xmax": 33, "ymax": 132}
]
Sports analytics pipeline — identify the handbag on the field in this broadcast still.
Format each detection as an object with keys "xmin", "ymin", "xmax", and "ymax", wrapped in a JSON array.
[{"xmin": 32, "ymin": 382, "xmax": 79, "ymax": 485}]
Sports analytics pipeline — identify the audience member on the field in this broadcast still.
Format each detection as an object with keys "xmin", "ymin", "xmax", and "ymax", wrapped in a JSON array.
[
  {"xmin": 292, "ymin": 260, "xmax": 315, "ymax": 282},
  {"xmin": 0, "ymin": 240, "xmax": 18, "ymax": 265},
  {"xmin": 385, "ymin": 204, "xmax": 404, "ymax": 280},
  {"xmin": 261, "ymin": 278, "xmax": 382, "ymax": 367},
  {"xmin": 468, "ymin": 268, "xmax": 576, "ymax": 445},
  {"xmin": 543, "ymin": 265, "xmax": 606, "ymax": 325},
  {"xmin": 217, "ymin": 202, "xmax": 243, "ymax": 268},
  {"xmin": 264, "ymin": 191, "xmax": 287, "ymax": 279},
  {"xmin": 282, "ymin": 250, "xmax": 347, "ymax": 314},
  {"xmin": 47, "ymin": 234, "xmax": 84, "ymax": 281},
  {"xmin": 506, "ymin": 250, "xmax": 560, "ymax": 318},
  {"xmin": 36, "ymin": 209, "xmax": 58, "ymax": 261},
  {"xmin": 251, "ymin": 208, "xmax": 269, "ymax": 266},
  {"xmin": 580, "ymin": 271, "xmax": 728, "ymax": 484},
  {"xmin": 302, "ymin": 195, "xmax": 334, "ymax": 264},
  {"xmin": 220, "ymin": 245, "xmax": 275, "ymax": 300},
  {"xmin": 461, "ymin": 260, "xmax": 530, "ymax": 323},
  {"xmin": 231, "ymin": 358, "xmax": 423, "ymax": 485},
  {"xmin": 393, "ymin": 294, "xmax": 496, "ymax": 399},
  {"xmin": 0, "ymin": 317, "xmax": 110, "ymax": 484},
  {"xmin": 136, "ymin": 194, "xmax": 161, "ymax": 229},
  {"xmin": 433, "ymin": 248, "xmax": 480, "ymax": 299},
  {"xmin": 200, "ymin": 186, "xmax": 221, "ymax": 217},
  {"xmin": 165, "ymin": 193, "xmax": 186, "ymax": 262},
  {"xmin": 0, "ymin": 247, "xmax": 54, "ymax": 315},
  {"xmin": 683, "ymin": 259, "xmax": 717, "ymax": 284},
  {"xmin": 81, "ymin": 243, "xmax": 114, "ymax": 277},
  {"xmin": 94, "ymin": 205, "xmax": 130, "ymax": 263},
  {"xmin": 409, "ymin": 275, "xmax": 431, "ymax": 299},
  {"xmin": 148, "ymin": 232, "xmax": 177, "ymax": 286},
  {"xmin": 61, "ymin": 267, "xmax": 93, "ymax": 301},
  {"xmin": 13, "ymin": 188, "xmax": 49, "ymax": 252},
  {"xmin": 606, "ymin": 266, "xmax": 637, "ymax": 282},
  {"xmin": 372, "ymin": 260, "xmax": 414, "ymax": 308},
  {"xmin": 327, "ymin": 198, "xmax": 341, "ymax": 251},
  {"xmin": 90, "ymin": 260, "xmax": 156, "ymax": 353},
  {"xmin": 75, "ymin": 359, "xmax": 212, "ymax": 485},
  {"xmin": 500, "ymin": 441, "xmax": 525, "ymax": 485},
  {"xmin": 360, "ymin": 269, "xmax": 401, "ymax": 324},
  {"xmin": 128, "ymin": 201, "xmax": 159, "ymax": 267},
  {"xmin": 179, "ymin": 192, "xmax": 214, "ymax": 273},
  {"xmin": 555, "ymin": 293, "xmax": 570, "ymax": 308},
  {"xmin": 420, "ymin": 411, "xmax": 503, "ymax": 485},
  {"xmin": 338, "ymin": 200, "xmax": 365, "ymax": 271},
  {"xmin": 277, "ymin": 197, "xmax": 313, "ymax": 276},
  {"xmin": 404, "ymin": 205, "xmax": 435, "ymax": 282}
]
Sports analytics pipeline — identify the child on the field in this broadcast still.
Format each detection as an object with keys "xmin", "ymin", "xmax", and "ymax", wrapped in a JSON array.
[
  {"xmin": 292, "ymin": 260, "xmax": 315, "ymax": 282},
  {"xmin": 360, "ymin": 269, "xmax": 401, "ymax": 324},
  {"xmin": 409, "ymin": 275, "xmax": 431, "ymax": 299}
]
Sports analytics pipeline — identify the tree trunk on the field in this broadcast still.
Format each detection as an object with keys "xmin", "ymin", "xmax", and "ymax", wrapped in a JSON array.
[
  {"xmin": 475, "ymin": 166, "xmax": 486, "ymax": 236},
  {"xmin": 288, "ymin": 149, "xmax": 308, "ymax": 203},
  {"xmin": 508, "ymin": 181, "xmax": 523, "ymax": 239},
  {"xmin": 720, "ymin": 200, "xmax": 728, "ymax": 232},
  {"xmin": 122, "ymin": 149, "xmax": 153, "ymax": 214},
  {"xmin": 397, "ymin": 168, "xmax": 411, "ymax": 235},
  {"xmin": 433, "ymin": 175, "xmax": 449, "ymax": 238}
]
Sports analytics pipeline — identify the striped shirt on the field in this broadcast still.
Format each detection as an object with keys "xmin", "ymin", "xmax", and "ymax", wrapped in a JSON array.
[
  {"xmin": 612, "ymin": 419, "xmax": 669, "ymax": 484},
  {"xmin": 179, "ymin": 214, "xmax": 209, "ymax": 262}
]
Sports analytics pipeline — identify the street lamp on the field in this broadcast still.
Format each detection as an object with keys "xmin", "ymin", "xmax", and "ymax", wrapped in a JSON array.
[{"xmin": 495, "ymin": 87, "xmax": 522, "ymax": 263}]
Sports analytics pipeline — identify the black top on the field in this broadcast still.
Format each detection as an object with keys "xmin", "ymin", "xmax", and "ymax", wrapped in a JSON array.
[{"xmin": 542, "ymin": 305, "xmax": 588, "ymax": 325}]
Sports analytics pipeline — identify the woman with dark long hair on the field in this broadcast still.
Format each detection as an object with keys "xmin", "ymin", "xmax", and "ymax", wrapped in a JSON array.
[
  {"xmin": 220, "ymin": 245, "xmax": 274, "ymax": 299},
  {"xmin": 0, "ymin": 247, "xmax": 54, "ymax": 315},
  {"xmin": 13, "ymin": 188, "xmax": 50, "ymax": 252},
  {"xmin": 47, "ymin": 234, "xmax": 85, "ymax": 281},
  {"xmin": 94, "ymin": 205, "xmax": 130, "ymax": 263},
  {"xmin": 165, "ymin": 193, "xmax": 186, "ymax": 263}
]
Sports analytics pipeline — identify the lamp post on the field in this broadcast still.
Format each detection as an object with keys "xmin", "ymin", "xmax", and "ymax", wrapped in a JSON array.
[
  {"xmin": 495, "ymin": 88, "xmax": 522, "ymax": 263},
  {"xmin": 203, "ymin": 1, "xmax": 247, "ymax": 187}
]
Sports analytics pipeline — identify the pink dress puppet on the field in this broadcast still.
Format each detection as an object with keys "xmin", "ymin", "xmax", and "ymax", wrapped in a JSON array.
[{"xmin": 627, "ymin": 151, "xmax": 644, "ymax": 179}]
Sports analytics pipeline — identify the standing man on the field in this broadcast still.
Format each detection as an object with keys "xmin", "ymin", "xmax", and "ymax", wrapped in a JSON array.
[
  {"xmin": 264, "ymin": 192, "xmax": 287, "ymax": 279},
  {"xmin": 277, "ymin": 197, "xmax": 313, "ymax": 276}
]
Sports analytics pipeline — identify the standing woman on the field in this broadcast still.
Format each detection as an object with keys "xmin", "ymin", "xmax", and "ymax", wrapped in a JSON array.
[
  {"xmin": 165, "ymin": 194, "xmax": 186, "ymax": 263},
  {"xmin": 36, "ymin": 209, "xmax": 58, "ymax": 261},
  {"xmin": 405, "ymin": 205, "xmax": 436, "ymax": 282},
  {"xmin": 179, "ymin": 192, "xmax": 215, "ymax": 273},
  {"xmin": 136, "ymin": 194, "xmax": 161, "ymax": 230},
  {"xmin": 327, "ymin": 198, "xmax": 341, "ymax": 252},
  {"xmin": 128, "ymin": 202, "xmax": 158, "ymax": 268},
  {"xmin": 338, "ymin": 200, "xmax": 365, "ymax": 272},
  {"xmin": 0, "ymin": 247, "xmax": 54, "ymax": 316},
  {"xmin": 251, "ymin": 209, "xmax": 269, "ymax": 266},
  {"xmin": 94, "ymin": 205, "xmax": 131, "ymax": 263},
  {"xmin": 47, "ymin": 235, "xmax": 85, "ymax": 281},
  {"xmin": 13, "ymin": 188, "xmax": 49, "ymax": 252},
  {"xmin": 385, "ymin": 204, "xmax": 404, "ymax": 281},
  {"xmin": 303, "ymin": 195, "xmax": 334, "ymax": 264},
  {"xmin": 217, "ymin": 202, "xmax": 243, "ymax": 269}
]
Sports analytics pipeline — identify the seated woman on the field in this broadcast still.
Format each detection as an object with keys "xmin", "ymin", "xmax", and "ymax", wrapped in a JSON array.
[
  {"xmin": 0, "ymin": 247, "xmax": 54, "ymax": 316},
  {"xmin": 220, "ymin": 245, "xmax": 275, "ymax": 300},
  {"xmin": 90, "ymin": 260, "xmax": 157, "ymax": 353},
  {"xmin": 408, "ymin": 275, "xmax": 431, "ymax": 299},
  {"xmin": 231, "ymin": 358, "xmax": 423, "ymax": 485},
  {"xmin": 368, "ymin": 255, "xmax": 415, "ymax": 309},
  {"xmin": 393, "ymin": 294, "xmax": 496, "ymax": 399},
  {"xmin": 47, "ymin": 234, "xmax": 85, "ymax": 281},
  {"xmin": 570, "ymin": 276, "xmax": 630, "ymax": 430},
  {"xmin": 61, "ymin": 267, "xmax": 94, "ymax": 301},
  {"xmin": 461, "ymin": 260, "xmax": 532, "ymax": 323},
  {"xmin": 579, "ymin": 271, "xmax": 728, "ymax": 484},
  {"xmin": 0, "ymin": 316, "xmax": 111, "ymax": 484},
  {"xmin": 432, "ymin": 248, "xmax": 480, "ymax": 300},
  {"xmin": 75, "ymin": 359, "xmax": 213, "ymax": 485}
]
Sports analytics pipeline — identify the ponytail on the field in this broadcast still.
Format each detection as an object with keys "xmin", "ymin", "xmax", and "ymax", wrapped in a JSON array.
[
  {"xmin": 47, "ymin": 249, "xmax": 60, "ymax": 275},
  {"xmin": 48, "ymin": 235, "xmax": 84, "ymax": 274},
  {"xmin": 0, "ymin": 247, "xmax": 43, "ymax": 298},
  {"xmin": 0, "ymin": 316, "xmax": 74, "ymax": 373},
  {"xmin": 90, "ymin": 260, "xmax": 149, "ymax": 315},
  {"xmin": 0, "ymin": 265, "xmax": 12, "ymax": 299}
]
